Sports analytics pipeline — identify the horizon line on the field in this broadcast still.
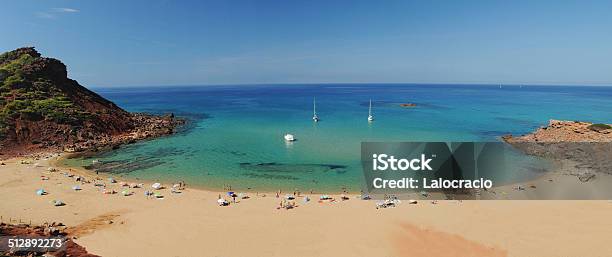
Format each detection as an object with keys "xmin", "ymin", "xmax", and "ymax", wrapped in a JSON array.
[{"xmin": 87, "ymin": 82, "xmax": 612, "ymax": 89}]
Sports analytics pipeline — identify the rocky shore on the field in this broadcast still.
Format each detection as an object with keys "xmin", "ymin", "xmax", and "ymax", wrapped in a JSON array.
[
  {"xmin": 502, "ymin": 119, "xmax": 612, "ymax": 143},
  {"xmin": 1, "ymin": 112, "xmax": 185, "ymax": 159},
  {"xmin": 61, "ymin": 113, "xmax": 185, "ymax": 155},
  {"xmin": 503, "ymin": 120, "xmax": 612, "ymax": 177},
  {"xmin": 0, "ymin": 222, "xmax": 99, "ymax": 257}
]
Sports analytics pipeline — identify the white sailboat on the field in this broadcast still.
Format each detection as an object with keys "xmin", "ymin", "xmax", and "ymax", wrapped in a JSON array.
[
  {"xmin": 312, "ymin": 97, "xmax": 319, "ymax": 122},
  {"xmin": 367, "ymin": 99, "xmax": 374, "ymax": 122},
  {"xmin": 284, "ymin": 133, "xmax": 296, "ymax": 141}
]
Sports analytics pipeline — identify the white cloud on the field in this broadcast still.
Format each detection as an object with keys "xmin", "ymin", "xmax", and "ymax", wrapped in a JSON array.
[
  {"xmin": 53, "ymin": 8, "xmax": 80, "ymax": 13},
  {"xmin": 36, "ymin": 7, "xmax": 79, "ymax": 19}
]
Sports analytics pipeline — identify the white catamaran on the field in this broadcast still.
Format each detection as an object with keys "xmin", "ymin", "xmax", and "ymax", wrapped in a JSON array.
[
  {"xmin": 312, "ymin": 97, "xmax": 319, "ymax": 122},
  {"xmin": 367, "ymin": 99, "xmax": 374, "ymax": 122}
]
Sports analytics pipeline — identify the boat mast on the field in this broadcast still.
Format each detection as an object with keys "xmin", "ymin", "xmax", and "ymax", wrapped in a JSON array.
[{"xmin": 312, "ymin": 97, "xmax": 319, "ymax": 122}]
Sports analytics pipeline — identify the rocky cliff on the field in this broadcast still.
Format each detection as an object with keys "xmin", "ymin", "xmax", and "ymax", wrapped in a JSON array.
[{"xmin": 0, "ymin": 47, "xmax": 183, "ymax": 155}]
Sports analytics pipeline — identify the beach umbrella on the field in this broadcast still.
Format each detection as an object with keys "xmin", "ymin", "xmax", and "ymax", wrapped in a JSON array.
[
  {"xmin": 152, "ymin": 183, "xmax": 162, "ymax": 190},
  {"xmin": 36, "ymin": 189, "xmax": 46, "ymax": 195},
  {"xmin": 72, "ymin": 185, "xmax": 81, "ymax": 191},
  {"xmin": 108, "ymin": 177, "xmax": 116, "ymax": 183},
  {"xmin": 50, "ymin": 200, "xmax": 64, "ymax": 206}
]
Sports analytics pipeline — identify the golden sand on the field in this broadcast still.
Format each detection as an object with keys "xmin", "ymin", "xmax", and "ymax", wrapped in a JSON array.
[{"xmin": 1, "ymin": 155, "xmax": 612, "ymax": 257}]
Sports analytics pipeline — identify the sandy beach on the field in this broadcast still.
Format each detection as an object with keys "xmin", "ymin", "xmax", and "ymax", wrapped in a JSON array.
[{"xmin": 0, "ymin": 154, "xmax": 611, "ymax": 257}]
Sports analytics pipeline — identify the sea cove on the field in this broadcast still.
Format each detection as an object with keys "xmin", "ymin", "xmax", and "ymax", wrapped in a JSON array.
[{"xmin": 62, "ymin": 84, "xmax": 612, "ymax": 192}]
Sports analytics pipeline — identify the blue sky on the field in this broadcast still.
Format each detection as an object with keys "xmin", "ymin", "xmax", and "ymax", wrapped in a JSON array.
[{"xmin": 1, "ymin": 0, "xmax": 611, "ymax": 87}]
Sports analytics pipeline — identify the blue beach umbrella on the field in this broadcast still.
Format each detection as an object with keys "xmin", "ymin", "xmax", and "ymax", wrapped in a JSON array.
[{"xmin": 36, "ymin": 189, "xmax": 46, "ymax": 195}]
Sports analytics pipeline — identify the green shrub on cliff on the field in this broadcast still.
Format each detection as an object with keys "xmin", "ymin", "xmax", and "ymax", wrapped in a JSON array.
[
  {"xmin": 588, "ymin": 123, "xmax": 612, "ymax": 132},
  {"xmin": 0, "ymin": 49, "xmax": 93, "ymax": 127},
  {"xmin": 0, "ymin": 68, "xmax": 8, "ymax": 81},
  {"xmin": 0, "ymin": 49, "xmax": 36, "ymax": 65},
  {"xmin": 2, "ymin": 54, "xmax": 35, "ymax": 73},
  {"xmin": 0, "ymin": 95, "xmax": 88, "ymax": 123},
  {"xmin": 1, "ymin": 54, "xmax": 34, "ymax": 91},
  {"xmin": 3, "ymin": 74, "xmax": 26, "ymax": 89},
  {"xmin": 0, "ymin": 47, "xmax": 137, "ymax": 149}
]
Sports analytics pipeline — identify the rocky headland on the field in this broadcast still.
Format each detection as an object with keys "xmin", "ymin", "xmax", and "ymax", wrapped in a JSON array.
[
  {"xmin": 0, "ymin": 47, "xmax": 184, "ymax": 158},
  {"xmin": 503, "ymin": 119, "xmax": 612, "ymax": 143},
  {"xmin": 503, "ymin": 120, "xmax": 612, "ymax": 178}
]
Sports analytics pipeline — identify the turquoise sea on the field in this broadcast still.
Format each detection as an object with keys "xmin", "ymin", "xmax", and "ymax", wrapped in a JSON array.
[{"xmin": 63, "ymin": 84, "xmax": 612, "ymax": 192}]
